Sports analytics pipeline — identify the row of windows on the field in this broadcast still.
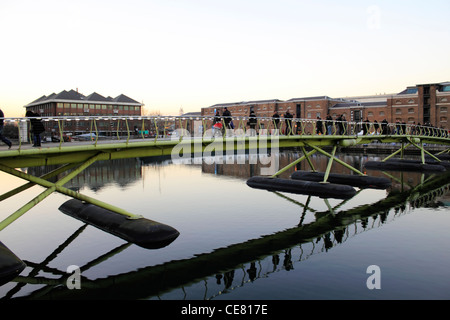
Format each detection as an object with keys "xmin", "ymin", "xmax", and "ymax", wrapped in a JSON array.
[
  {"xmin": 394, "ymin": 107, "xmax": 448, "ymax": 114},
  {"xmin": 57, "ymin": 112, "xmax": 140, "ymax": 117},
  {"xmin": 395, "ymin": 99, "xmax": 416, "ymax": 104},
  {"xmin": 56, "ymin": 103, "xmax": 140, "ymax": 111}
]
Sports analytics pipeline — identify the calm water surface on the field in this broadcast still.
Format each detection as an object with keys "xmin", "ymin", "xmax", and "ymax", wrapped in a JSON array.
[{"xmin": 0, "ymin": 150, "xmax": 449, "ymax": 300}]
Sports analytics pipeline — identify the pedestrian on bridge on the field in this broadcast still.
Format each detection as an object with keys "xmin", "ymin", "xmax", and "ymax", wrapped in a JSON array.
[
  {"xmin": 325, "ymin": 114, "xmax": 333, "ymax": 135},
  {"xmin": 26, "ymin": 110, "xmax": 45, "ymax": 147},
  {"xmin": 272, "ymin": 111, "xmax": 280, "ymax": 134},
  {"xmin": 247, "ymin": 110, "xmax": 257, "ymax": 136},
  {"xmin": 0, "ymin": 108, "xmax": 12, "ymax": 149},
  {"xmin": 284, "ymin": 109, "xmax": 293, "ymax": 135},
  {"xmin": 316, "ymin": 116, "xmax": 324, "ymax": 135}
]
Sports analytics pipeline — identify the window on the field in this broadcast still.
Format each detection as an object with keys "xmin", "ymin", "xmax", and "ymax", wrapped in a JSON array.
[
  {"xmin": 368, "ymin": 112, "xmax": 374, "ymax": 117},
  {"xmin": 441, "ymin": 98, "xmax": 448, "ymax": 102},
  {"xmin": 379, "ymin": 111, "xmax": 385, "ymax": 116},
  {"xmin": 408, "ymin": 108, "xmax": 414, "ymax": 113},
  {"xmin": 441, "ymin": 107, "xmax": 448, "ymax": 113},
  {"xmin": 396, "ymin": 109, "xmax": 402, "ymax": 114},
  {"xmin": 440, "ymin": 116, "xmax": 447, "ymax": 122},
  {"xmin": 408, "ymin": 99, "xmax": 415, "ymax": 104}
]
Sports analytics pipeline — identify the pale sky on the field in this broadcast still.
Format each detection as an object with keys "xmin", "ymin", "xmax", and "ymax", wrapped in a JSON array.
[{"xmin": 1, "ymin": 0, "xmax": 449, "ymax": 117}]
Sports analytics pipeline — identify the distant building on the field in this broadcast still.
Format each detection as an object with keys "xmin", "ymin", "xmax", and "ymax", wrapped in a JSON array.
[
  {"xmin": 24, "ymin": 89, "xmax": 143, "ymax": 117},
  {"xmin": 201, "ymin": 81, "xmax": 450, "ymax": 130},
  {"xmin": 24, "ymin": 89, "xmax": 143, "ymax": 137}
]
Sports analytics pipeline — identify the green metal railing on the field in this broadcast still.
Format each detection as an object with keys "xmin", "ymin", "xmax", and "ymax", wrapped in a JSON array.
[{"xmin": 1, "ymin": 115, "xmax": 450, "ymax": 149}]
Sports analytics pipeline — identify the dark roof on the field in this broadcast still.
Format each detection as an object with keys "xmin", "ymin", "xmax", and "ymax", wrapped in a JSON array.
[
  {"xmin": 209, "ymin": 99, "xmax": 282, "ymax": 108},
  {"xmin": 85, "ymin": 92, "xmax": 109, "ymax": 102},
  {"xmin": 53, "ymin": 89, "xmax": 85, "ymax": 101},
  {"xmin": 28, "ymin": 95, "xmax": 49, "ymax": 105},
  {"xmin": 25, "ymin": 90, "xmax": 142, "ymax": 107},
  {"xmin": 182, "ymin": 112, "xmax": 201, "ymax": 117},
  {"xmin": 398, "ymin": 87, "xmax": 418, "ymax": 95},
  {"xmin": 287, "ymin": 96, "xmax": 332, "ymax": 102},
  {"xmin": 111, "ymin": 94, "xmax": 140, "ymax": 104}
]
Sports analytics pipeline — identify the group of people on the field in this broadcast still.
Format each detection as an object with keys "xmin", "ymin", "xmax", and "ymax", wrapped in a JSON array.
[
  {"xmin": 272, "ymin": 109, "xmax": 294, "ymax": 135},
  {"xmin": 213, "ymin": 108, "xmax": 296, "ymax": 136},
  {"xmin": 313, "ymin": 114, "xmax": 347, "ymax": 136},
  {"xmin": 0, "ymin": 108, "xmax": 45, "ymax": 149}
]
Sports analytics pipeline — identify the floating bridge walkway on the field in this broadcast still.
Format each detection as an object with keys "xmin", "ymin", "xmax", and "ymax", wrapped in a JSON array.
[
  {"xmin": 1, "ymin": 115, "xmax": 450, "ymax": 218},
  {"xmin": 1, "ymin": 115, "xmax": 450, "ymax": 284}
]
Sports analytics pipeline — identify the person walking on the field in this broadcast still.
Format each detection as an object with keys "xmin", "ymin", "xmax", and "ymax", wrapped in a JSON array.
[
  {"xmin": 223, "ymin": 107, "xmax": 232, "ymax": 129},
  {"xmin": 26, "ymin": 110, "xmax": 45, "ymax": 147},
  {"xmin": 316, "ymin": 116, "xmax": 323, "ymax": 135},
  {"xmin": 272, "ymin": 111, "xmax": 280, "ymax": 134},
  {"xmin": 247, "ymin": 110, "xmax": 257, "ymax": 136},
  {"xmin": 284, "ymin": 109, "xmax": 293, "ymax": 135},
  {"xmin": 0, "ymin": 108, "xmax": 12, "ymax": 149},
  {"xmin": 325, "ymin": 114, "xmax": 333, "ymax": 135}
]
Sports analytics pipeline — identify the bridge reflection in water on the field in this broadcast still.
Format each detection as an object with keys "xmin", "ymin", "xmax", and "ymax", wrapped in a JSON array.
[{"xmin": 1, "ymin": 151, "xmax": 449, "ymax": 300}]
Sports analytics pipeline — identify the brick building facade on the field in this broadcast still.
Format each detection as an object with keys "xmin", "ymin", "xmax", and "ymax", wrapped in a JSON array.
[{"xmin": 201, "ymin": 81, "xmax": 450, "ymax": 130}]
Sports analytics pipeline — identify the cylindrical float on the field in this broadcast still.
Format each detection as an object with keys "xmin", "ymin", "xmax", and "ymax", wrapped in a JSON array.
[
  {"xmin": 0, "ymin": 241, "xmax": 26, "ymax": 286},
  {"xmin": 364, "ymin": 159, "xmax": 446, "ymax": 172},
  {"xmin": 59, "ymin": 199, "xmax": 180, "ymax": 249},
  {"xmin": 291, "ymin": 171, "xmax": 391, "ymax": 189},
  {"xmin": 247, "ymin": 176, "xmax": 356, "ymax": 199}
]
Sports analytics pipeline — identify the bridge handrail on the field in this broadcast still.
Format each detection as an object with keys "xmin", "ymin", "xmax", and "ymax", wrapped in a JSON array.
[{"xmin": 1, "ymin": 115, "xmax": 449, "ymax": 147}]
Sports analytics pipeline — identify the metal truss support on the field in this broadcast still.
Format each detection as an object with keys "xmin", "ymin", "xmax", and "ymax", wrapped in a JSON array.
[
  {"xmin": 436, "ymin": 148, "xmax": 450, "ymax": 156},
  {"xmin": 406, "ymin": 137, "xmax": 441, "ymax": 163},
  {"xmin": 271, "ymin": 142, "xmax": 365, "ymax": 182},
  {"xmin": 381, "ymin": 138, "xmax": 441, "ymax": 164},
  {"xmin": 0, "ymin": 152, "xmax": 141, "ymax": 231},
  {"xmin": 271, "ymin": 149, "xmax": 317, "ymax": 178},
  {"xmin": 305, "ymin": 142, "xmax": 365, "ymax": 180}
]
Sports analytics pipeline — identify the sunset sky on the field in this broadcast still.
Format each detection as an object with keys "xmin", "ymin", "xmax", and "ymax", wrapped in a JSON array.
[{"xmin": 1, "ymin": 0, "xmax": 449, "ymax": 118}]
